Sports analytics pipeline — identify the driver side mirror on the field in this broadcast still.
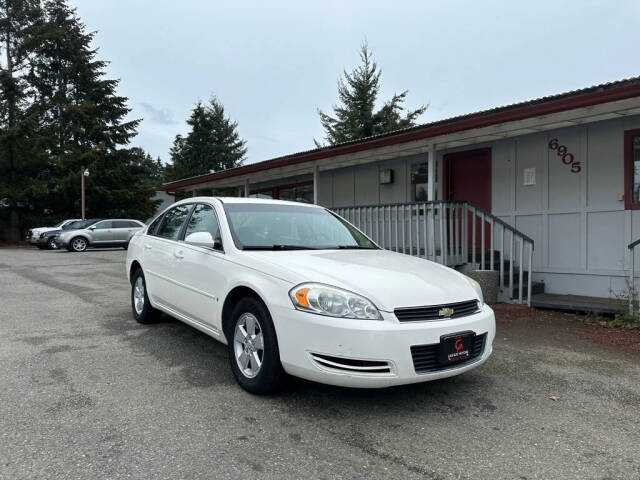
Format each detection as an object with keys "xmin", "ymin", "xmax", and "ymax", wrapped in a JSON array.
[
  {"xmin": 88, "ymin": 225, "xmax": 96, "ymax": 230},
  {"xmin": 185, "ymin": 231, "xmax": 216, "ymax": 249}
]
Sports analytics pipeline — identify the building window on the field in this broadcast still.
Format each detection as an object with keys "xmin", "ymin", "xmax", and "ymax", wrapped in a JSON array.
[
  {"xmin": 411, "ymin": 162, "xmax": 435, "ymax": 201},
  {"xmin": 250, "ymin": 181, "xmax": 313, "ymax": 203},
  {"xmin": 624, "ymin": 129, "xmax": 640, "ymax": 210},
  {"xmin": 279, "ymin": 184, "xmax": 313, "ymax": 203}
]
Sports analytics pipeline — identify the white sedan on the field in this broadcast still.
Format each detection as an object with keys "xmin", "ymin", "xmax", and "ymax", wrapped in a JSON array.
[{"xmin": 126, "ymin": 197, "xmax": 495, "ymax": 394}]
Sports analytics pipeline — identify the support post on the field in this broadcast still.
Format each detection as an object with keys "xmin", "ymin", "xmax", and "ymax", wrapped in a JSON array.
[
  {"xmin": 427, "ymin": 144, "xmax": 436, "ymax": 201},
  {"xmin": 244, "ymin": 178, "xmax": 250, "ymax": 198},
  {"xmin": 313, "ymin": 164, "xmax": 319, "ymax": 204},
  {"xmin": 630, "ymin": 247, "xmax": 635, "ymax": 316}
]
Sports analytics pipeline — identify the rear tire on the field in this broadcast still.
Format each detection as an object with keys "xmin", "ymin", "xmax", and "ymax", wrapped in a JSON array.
[
  {"xmin": 131, "ymin": 269, "xmax": 159, "ymax": 324},
  {"xmin": 228, "ymin": 297, "xmax": 287, "ymax": 394}
]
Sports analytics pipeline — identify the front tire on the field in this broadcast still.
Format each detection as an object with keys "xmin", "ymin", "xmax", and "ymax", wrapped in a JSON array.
[
  {"xmin": 228, "ymin": 297, "xmax": 287, "ymax": 394},
  {"xmin": 47, "ymin": 238, "xmax": 58, "ymax": 250},
  {"xmin": 131, "ymin": 269, "xmax": 159, "ymax": 324},
  {"xmin": 69, "ymin": 236, "xmax": 88, "ymax": 252}
]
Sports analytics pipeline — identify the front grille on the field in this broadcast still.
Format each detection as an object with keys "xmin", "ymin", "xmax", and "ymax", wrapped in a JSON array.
[
  {"xmin": 26, "ymin": 230, "xmax": 32, "ymax": 239},
  {"xmin": 310, "ymin": 353, "xmax": 392, "ymax": 374},
  {"xmin": 410, "ymin": 333, "xmax": 486, "ymax": 373},
  {"xmin": 394, "ymin": 299, "xmax": 479, "ymax": 322}
]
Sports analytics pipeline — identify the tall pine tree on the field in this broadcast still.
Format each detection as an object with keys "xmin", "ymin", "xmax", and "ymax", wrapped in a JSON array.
[
  {"xmin": 0, "ymin": 0, "xmax": 48, "ymax": 241},
  {"xmin": 316, "ymin": 43, "xmax": 426, "ymax": 146},
  {"xmin": 165, "ymin": 97, "xmax": 246, "ymax": 182},
  {"xmin": 29, "ymin": 0, "xmax": 144, "ymax": 218}
]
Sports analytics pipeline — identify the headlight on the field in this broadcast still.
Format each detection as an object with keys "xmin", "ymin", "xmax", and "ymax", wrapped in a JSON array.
[
  {"xmin": 465, "ymin": 276, "xmax": 484, "ymax": 304},
  {"xmin": 289, "ymin": 283, "xmax": 382, "ymax": 320}
]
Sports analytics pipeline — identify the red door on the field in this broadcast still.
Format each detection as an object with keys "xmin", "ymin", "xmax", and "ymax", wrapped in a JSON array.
[
  {"xmin": 443, "ymin": 148, "xmax": 491, "ymax": 251},
  {"xmin": 444, "ymin": 148, "xmax": 491, "ymax": 209}
]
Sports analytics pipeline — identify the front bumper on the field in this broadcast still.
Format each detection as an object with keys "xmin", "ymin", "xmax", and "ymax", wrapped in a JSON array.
[
  {"xmin": 56, "ymin": 237, "xmax": 70, "ymax": 248},
  {"xmin": 36, "ymin": 235, "xmax": 56, "ymax": 247},
  {"xmin": 273, "ymin": 303, "xmax": 495, "ymax": 388}
]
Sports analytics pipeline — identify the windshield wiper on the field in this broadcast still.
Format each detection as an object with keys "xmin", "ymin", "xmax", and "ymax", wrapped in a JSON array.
[
  {"xmin": 335, "ymin": 245, "xmax": 377, "ymax": 249},
  {"xmin": 242, "ymin": 244, "xmax": 320, "ymax": 251}
]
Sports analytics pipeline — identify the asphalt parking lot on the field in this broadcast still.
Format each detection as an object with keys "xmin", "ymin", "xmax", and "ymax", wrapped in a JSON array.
[{"xmin": 1, "ymin": 248, "xmax": 639, "ymax": 480}]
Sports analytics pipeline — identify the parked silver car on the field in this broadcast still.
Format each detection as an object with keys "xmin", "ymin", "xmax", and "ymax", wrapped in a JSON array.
[{"xmin": 56, "ymin": 219, "xmax": 145, "ymax": 252}]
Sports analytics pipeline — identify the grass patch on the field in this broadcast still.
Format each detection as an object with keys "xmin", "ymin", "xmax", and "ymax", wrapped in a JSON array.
[{"xmin": 608, "ymin": 313, "xmax": 640, "ymax": 329}]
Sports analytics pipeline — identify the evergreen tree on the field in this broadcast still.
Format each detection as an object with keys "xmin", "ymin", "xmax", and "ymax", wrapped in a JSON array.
[
  {"xmin": 0, "ymin": 0, "xmax": 48, "ymax": 241},
  {"xmin": 85, "ymin": 148, "xmax": 162, "ymax": 220},
  {"xmin": 165, "ymin": 97, "xmax": 246, "ymax": 181},
  {"xmin": 29, "ymin": 0, "xmax": 143, "ymax": 218},
  {"xmin": 316, "ymin": 43, "xmax": 426, "ymax": 146}
]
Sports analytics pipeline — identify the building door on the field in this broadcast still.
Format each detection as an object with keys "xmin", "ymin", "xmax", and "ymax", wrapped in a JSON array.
[
  {"xmin": 444, "ymin": 148, "xmax": 491, "ymax": 209},
  {"xmin": 443, "ymin": 148, "xmax": 492, "ymax": 251}
]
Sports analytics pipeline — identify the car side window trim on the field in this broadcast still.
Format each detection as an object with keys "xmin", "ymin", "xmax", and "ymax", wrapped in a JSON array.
[
  {"xmin": 176, "ymin": 204, "xmax": 195, "ymax": 241},
  {"xmin": 147, "ymin": 213, "xmax": 165, "ymax": 237}
]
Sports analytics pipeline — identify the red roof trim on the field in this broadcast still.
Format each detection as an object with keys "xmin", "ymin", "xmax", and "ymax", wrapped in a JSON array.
[{"xmin": 164, "ymin": 78, "xmax": 640, "ymax": 191}]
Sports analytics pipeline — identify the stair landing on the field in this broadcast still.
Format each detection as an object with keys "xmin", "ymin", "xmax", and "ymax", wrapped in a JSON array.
[{"xmin": 531, "ymin": 294, "xmax": 626, "ymax": 315}]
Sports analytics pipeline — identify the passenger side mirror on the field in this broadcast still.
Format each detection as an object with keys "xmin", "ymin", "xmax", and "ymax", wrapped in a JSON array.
[{"xmin": 185, "ymin": 231, "xmax": 215, "ymax": 248}]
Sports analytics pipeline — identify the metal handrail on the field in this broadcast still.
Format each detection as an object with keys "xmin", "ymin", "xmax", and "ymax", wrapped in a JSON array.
[
  {"xmin": 627, "ymin": 239, "xmax": 640, "ymax": 315},
  {"xmin": 337, "ymin": 200, "xmax": 535, "ymax": 246},
  {"xmin": 333, "ymin": 200, "xmax": 535, "ymax": 305}
]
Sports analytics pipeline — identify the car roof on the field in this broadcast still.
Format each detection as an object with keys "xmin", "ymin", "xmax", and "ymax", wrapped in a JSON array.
[{"xmin": 179, "ymin": 196, "xmax": 322, "ymax": 208}]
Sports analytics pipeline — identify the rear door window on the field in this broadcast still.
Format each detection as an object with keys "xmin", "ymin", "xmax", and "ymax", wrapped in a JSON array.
[
  {"xmin": 113, "ymin": 220, "xmax": 140, "ymax": 228},
  {"xmin": 93, "ymin": 220, "xmax": 113, "ymax": 230}
]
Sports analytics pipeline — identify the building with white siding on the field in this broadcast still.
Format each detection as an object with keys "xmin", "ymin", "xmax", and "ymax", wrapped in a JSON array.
[{"xmin": 162, "ymin": 76, "xmax": 640, "ymax": 311}]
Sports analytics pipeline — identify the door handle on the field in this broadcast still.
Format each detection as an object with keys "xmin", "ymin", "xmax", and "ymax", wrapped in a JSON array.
[
  {"xmin": 174, "ymin": 250, "xmax": 184, "ymax": 259},
  {"xmin": 144, "ymin": 244, "xmax": 152, "ymax": 250}
]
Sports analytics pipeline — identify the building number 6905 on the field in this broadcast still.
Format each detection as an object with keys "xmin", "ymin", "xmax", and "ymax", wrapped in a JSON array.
[{"xmin": 548, "ymin": 138, "xmax": 581, "ymax": 173}]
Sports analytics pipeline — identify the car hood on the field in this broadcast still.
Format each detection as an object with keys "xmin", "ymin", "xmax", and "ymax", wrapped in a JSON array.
[
  {"xmin": 31, "ymin": 226, "xmax": 54, "ymax": 233},
  {"xmin": 237, "ymin": 249, "xmax": 478, "ymax": 311}
]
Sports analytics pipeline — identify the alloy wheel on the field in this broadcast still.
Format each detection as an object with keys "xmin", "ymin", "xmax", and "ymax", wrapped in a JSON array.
[
  {"xmin": 233, "ymin": 313, "xmax": 265, "ymax": 378},
  {"xmin": 72, "ymin": 238, "xmax": 86, "ymax": 252},
  {"xmin": 133, "ymin": 276, "xmax": 145, "ymax": 315}
]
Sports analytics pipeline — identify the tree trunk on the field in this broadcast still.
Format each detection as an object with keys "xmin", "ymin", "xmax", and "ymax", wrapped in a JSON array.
[{"xmin": 8, "ymin": 208, "xmax": 20, "ymax": 243}]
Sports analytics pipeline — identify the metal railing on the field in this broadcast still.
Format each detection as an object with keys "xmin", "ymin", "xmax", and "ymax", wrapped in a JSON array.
[
  {"xmin": 628, "ymin": 238, "xmax": 640, "ymax": 316},
  {"xmin": 334, "ymin": 200, "xmax": 535, "ymax": 305}
]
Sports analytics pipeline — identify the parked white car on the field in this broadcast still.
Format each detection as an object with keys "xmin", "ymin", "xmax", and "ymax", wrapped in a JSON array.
[
  {"xmin": 26, "ymin": 219, "xmax": 80, "ymax": 245},
  {"xmin": 126, "ymin": 197, "xmax": 495, "ymax": 394}
]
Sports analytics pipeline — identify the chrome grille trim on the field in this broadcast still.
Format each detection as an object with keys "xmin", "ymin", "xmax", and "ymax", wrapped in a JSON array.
[
  {"xmin": 394, "ymin": 299, "xmax": 479, "ymax": 322},
  {"xmin": 310, "ymin": 353, "xmax": 392, "ymax": 374}
]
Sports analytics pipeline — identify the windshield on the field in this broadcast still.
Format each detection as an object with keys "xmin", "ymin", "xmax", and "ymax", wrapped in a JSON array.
[
  {"xmin": 62, "ymin": 220, "xmax": 82, "ymax": 230},
  {"xmin": 223, "ymin": 203, "xmax": 377, "ymax": 250},
  {"xmin": 53, "ymin": 220, "xmax": 66, "ymax": 228},
  {"xmin": 67, "ymin": 219, "xmax": 100, "ymax": 230}
]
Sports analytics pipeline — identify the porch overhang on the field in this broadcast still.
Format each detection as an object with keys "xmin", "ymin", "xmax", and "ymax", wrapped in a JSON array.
[{"xmin": 162, "ymin": 77, "xmax": 640, "ymax": 193}]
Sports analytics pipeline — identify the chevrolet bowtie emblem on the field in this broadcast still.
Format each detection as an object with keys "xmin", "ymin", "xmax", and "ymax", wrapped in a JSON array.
[{"xmin": 438, "ymin": 307, "xmax": 454, "ymax": 317}]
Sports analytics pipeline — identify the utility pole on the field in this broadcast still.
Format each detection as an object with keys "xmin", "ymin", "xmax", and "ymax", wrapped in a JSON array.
[{"xmin": 81, "ymin": 166, "xmax": 90, "ymax": 219}]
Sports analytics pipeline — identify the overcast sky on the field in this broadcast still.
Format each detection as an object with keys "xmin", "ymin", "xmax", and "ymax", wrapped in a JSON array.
[{"xmin": 70, "ymin": 0, "xmax": 640, "ymax": 165}]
